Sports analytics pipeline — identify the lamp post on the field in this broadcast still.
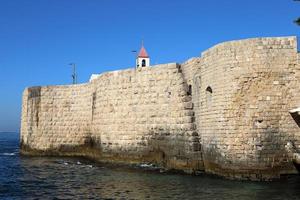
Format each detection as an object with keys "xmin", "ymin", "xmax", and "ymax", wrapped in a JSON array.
[
  {"xmin": 131, "ymin": 50, "xmax": 137, "ymax": 68},
  {"xmin": 69, "ymin": 63, "xmax": 77, "ymax": 84}
]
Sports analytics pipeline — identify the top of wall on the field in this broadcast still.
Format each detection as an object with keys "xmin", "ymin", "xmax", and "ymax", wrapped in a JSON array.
[
  {"xmin": 25, "ymin": 36, "xmax": 298, "ymax": 90},
  {"xmin": 89, "ymin": 62, "xmax": 179, "ymax": 83},
  {"xmin": 25, "ymin": 82, "xmax": 90, "ymax": 92},
  {"xmin": 201, "ymin": 36, "xmax": 298, "ymax": 57}
]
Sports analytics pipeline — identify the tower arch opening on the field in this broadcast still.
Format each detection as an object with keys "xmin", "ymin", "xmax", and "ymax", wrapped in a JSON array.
[{"xmin": 142, "ymin": 59, "xmax": 146, "ymax": 67}]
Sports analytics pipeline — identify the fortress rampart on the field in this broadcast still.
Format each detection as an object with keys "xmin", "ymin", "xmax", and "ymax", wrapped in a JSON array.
[{"xmin": 21, "ymin": 36, "xmax": 300, "ymax": 180}]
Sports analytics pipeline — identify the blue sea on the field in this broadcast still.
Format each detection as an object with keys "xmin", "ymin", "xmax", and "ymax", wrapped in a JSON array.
[{"xmin": 0, "ymin": 132, "xmax": 300, "ymax": 200}]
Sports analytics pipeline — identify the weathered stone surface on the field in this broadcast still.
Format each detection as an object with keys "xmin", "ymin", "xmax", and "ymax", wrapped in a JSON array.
[
  {"xmin": 189, "ymin": 36, "xmax": 300, "ymax": 180},
  {"xmin": 20, "ymin": 36, "xmax": 300, "ymax": 180},
  {"xmin": 21, "ymin": 63, "xmax": 203, "ymax": 173}
]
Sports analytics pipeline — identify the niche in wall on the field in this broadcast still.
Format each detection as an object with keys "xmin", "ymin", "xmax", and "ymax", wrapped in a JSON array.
[{"xmin": 206, "ymin": 86, "xmax": 212, "ymax": 107}]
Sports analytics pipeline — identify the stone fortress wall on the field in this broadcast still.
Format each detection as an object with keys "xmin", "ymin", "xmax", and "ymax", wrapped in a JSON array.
[
  {"xmin": 192, "ymin": 36, "xmax": 300, "ymax": 180},
  {"xmin": 21, "ymin": 63, "xmax": 203, "ymax": 172},
  {"xmin": 21, "ymin": 36, "xmax": 300, "ymax": 180}
]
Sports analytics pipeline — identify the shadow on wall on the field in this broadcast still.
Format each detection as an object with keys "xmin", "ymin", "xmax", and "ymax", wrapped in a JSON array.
[
  {"xmin": 28, "ymin": 86, "xmax": 42, "ymax": 130},
  {"xmin": 290, "ymin": 112, "xmax": 300, "ymax": 128}
]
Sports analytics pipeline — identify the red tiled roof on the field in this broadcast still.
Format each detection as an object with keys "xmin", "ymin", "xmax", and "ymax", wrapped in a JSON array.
[{"xmin": 138, "ymin": 46, "xmax": 149, "ymax": 58}]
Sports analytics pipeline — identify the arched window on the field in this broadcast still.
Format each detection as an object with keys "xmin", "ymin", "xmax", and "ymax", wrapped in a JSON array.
[
  {"xmin": 142, "ymin": 59, "xmax": 146, "ymax": 67},
  {"xmin": 206, "ymin": 86, "xmax": 212, "ymax": 107},
  {"xmin": 187, "ymin": 85, "xmax": 192, "ymax": 96}
]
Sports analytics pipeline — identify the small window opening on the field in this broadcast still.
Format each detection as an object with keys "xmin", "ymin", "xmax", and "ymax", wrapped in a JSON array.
[
  {"xmin": 254, "ymin": 119, "xmax": 264, "ymax": 128},
  {"xmin": 206, "ymin": 86, "xmax": 212, "ymax": 107},
  {"xmin": 142, "ymin": 59, "xmax": 146, "ymax": 67},
  {"xmin": 257, "ymin": 119, "xmax": 263, "ymax": 123},
  {"xmin": 187, "ymin": 85, "xmax": 192, "ymax": 96}
]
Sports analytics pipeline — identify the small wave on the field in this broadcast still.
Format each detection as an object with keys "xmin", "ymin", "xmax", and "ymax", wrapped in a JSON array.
[
  {"xmin": 56, "ymin": 159, "xmax": 94, "ymax": 168},
  {"xmin": 0, "ymin": 153, "xmax": 15, "ymax": 156},
  {"xmin": 139, "ymin": 163, "xmax": 159, "ymax": 169},
  {"xmin": 140, "ymin": 163, "xmax": 153, "ymax": 168}
]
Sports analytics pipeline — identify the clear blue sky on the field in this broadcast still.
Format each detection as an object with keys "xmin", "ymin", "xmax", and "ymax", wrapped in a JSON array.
[{"xmin": 0, "ymin": 0, "xmax": 299, "ymax": 132}]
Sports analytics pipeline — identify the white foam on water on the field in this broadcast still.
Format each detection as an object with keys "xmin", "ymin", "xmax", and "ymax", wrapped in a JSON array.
[
  {"xmin": 140, "ymin": 163, "xmax": 156, "ymax": 168},
  {"xmin": 1, "ymin": 153, "xmax": 15, "ymax": 156}
]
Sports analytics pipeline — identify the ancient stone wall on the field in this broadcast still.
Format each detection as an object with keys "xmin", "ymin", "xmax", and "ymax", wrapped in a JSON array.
[
  {"xmin": 193, "ymin": 36, "xmax": 300, "ymax": 180},
  {"xmin": 21, "ymin": 36, "xmax": 300, "ymax": 180},
  {"xmin": 21, "ymin": 63, "xmax": 203, "ymax": 172},
  {"xmin": 20, "ymin": 84, "xmax": 93, "ymax": 152},
  {"xmin": 181, "ymin": 57, "xmax": 201, "ymax": 85},
  {"xmin": 281, "ymin": 51, "xmax": 300, "ymax": 159},
  {"xmin": 89, "ymin": 63, "xmax": 203, "ymax": 170}
]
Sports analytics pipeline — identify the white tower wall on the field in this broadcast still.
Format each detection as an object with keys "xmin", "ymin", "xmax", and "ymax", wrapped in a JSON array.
[{"xmin": 136, "ymin": 57, "xmax": 150, "ymax": 68}]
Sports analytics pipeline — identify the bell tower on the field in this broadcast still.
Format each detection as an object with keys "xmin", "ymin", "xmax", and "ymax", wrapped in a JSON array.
[{"xmin": 136, "ymin": 42, "xmax": 150, "ymax": 68}]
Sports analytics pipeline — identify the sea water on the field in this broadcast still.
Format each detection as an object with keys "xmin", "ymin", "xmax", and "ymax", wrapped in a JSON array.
[{"xmin": 0, "ymin": 132, "xmax": 300, "ymax": 200}]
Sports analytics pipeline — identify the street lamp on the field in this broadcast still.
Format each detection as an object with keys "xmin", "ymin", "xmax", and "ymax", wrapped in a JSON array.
[
  {"xmin": 131, "ymin": 50, "xmax": 137, "ymax": 68},
  {"xmin": 69, "ymin": 63, "xmax": 77, "ymax": 84}
]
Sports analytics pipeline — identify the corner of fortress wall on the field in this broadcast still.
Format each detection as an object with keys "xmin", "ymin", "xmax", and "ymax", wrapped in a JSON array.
[
  {"xmin": 21, "ymin": 36, "xmax": 300, "ymax": 180},
  {"xmin": 189, "ymin": 36, "xmax": 300, "ymax": 180},
  {"xmin": 20, "ymin": 83, "xmax": 93, "ymax": 151}
]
